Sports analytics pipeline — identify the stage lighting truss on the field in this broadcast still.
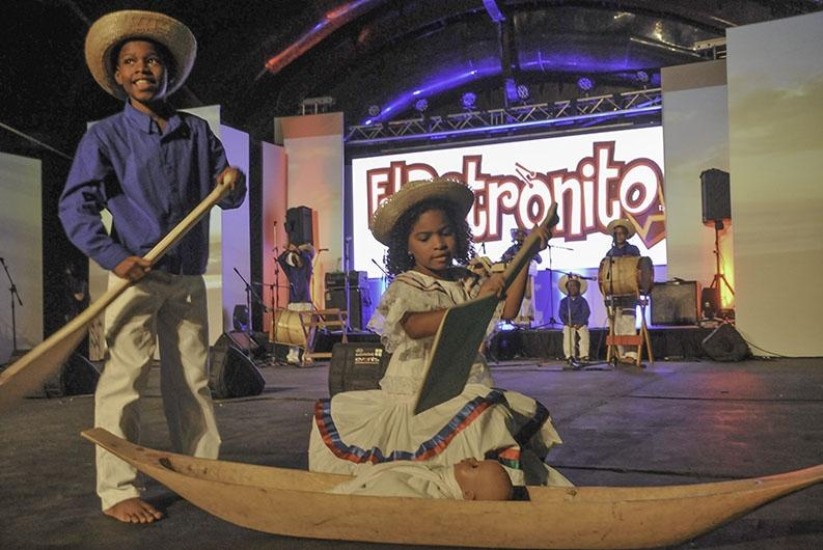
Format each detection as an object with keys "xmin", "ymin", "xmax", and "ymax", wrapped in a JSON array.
[{"xmin": 345, "ymin": 88, "xmax": 662, "ymax": 146}]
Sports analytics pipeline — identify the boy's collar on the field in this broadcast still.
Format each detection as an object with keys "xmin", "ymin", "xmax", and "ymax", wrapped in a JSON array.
[{"xmin": 123, "ymin": 101, "xmax": 183, "ymax": 135}]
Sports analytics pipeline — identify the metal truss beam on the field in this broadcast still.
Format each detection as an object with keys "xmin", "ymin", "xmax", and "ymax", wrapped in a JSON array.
[{"xmin": 345, "ymin": 88, "xmax": 662, "ymax": 147}]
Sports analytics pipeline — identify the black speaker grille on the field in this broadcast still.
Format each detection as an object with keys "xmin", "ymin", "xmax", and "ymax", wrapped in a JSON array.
[
  {"xmin": 285, "ymin": 206, "xmax": 313, "ymax": 245},
  {"xmin": 700, "ymin": 169, "xmax": 731, "ymax": 222}
]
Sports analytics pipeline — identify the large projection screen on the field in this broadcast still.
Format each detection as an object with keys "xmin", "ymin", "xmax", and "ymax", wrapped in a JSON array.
[{"xmin": 351, "ymin": 127, "xmax": 667, "ymax": 278}]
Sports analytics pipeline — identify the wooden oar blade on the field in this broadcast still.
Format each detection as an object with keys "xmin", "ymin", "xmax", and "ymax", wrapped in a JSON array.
[{"xmin": 0, "ymin": 324, "xmax": 88, "ymax": 413}]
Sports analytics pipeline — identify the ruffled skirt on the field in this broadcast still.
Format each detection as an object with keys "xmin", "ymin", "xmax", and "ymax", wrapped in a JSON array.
[{"xmin": 308, "ymin": 384, "xmax": 570, "ymax": 486}]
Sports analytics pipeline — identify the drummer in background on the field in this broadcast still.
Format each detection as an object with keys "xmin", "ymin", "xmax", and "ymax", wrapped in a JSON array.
[
  {"xmin": 501, "ymin": 227, "xmax": 542, "ymax": 327},
  {"xmin": 277, "ymin": 242, "xmax": 316, "ymax": 364},
  {"xmin": 604, "ymin": 218, "xmax": 641, "ymax": 364}
]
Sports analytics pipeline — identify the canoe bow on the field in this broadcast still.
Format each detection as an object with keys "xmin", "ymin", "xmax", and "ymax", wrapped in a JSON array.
[{"xmin": 82, "ymin": 428, "xmax": 823, "ymax": 549}]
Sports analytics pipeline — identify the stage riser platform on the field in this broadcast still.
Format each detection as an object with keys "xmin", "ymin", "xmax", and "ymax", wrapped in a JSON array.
[
  {"xmin": 296, "ymin": 326, "xmax": 715, "ymax": 362},
  {"xmin": 489, "ymin": 327, "xmax": 715, "ymax": 361}
]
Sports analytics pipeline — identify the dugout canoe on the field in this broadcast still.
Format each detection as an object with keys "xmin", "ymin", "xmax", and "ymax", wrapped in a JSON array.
[{"xmin": 82, "ymin": 427, "xmax": 823, "ymax": 549}]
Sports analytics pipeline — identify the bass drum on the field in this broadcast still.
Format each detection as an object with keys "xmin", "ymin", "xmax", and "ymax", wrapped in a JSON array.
[
  {"xmin": 598, "ymin": 256, "xmax": 654, "ymax": 296},
  {"xmin": 269, "ymin": 309, "xmax": 306, "ymax": 347}
]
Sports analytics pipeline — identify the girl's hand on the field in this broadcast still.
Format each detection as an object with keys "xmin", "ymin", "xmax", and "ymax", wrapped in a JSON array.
[{"xmin": 530, "ymin": 224, "xmax": 552, "ymax": 252}]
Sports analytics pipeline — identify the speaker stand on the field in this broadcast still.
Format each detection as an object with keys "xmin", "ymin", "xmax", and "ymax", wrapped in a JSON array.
[{"xmin": 709, "ymin": 220, "xmax": 735, "ymax": 315}]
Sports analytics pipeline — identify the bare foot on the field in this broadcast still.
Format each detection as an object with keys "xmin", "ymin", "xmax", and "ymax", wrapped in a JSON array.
[{"xmin": 103, "ymin": 497, "xmax": 163, "ymax": 524}]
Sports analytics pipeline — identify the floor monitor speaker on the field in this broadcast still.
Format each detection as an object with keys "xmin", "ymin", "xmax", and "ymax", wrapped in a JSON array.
[
  {"xmin": 41, "ymin": 353, "xmax": 100, "ymax": 397},
  {"xmin": 701, "ymin": 323, "xmax": 750, "ymax": 362},
  {"xmin": 210, "ymin": 333, "xmax": 265, "ymax": 398}
]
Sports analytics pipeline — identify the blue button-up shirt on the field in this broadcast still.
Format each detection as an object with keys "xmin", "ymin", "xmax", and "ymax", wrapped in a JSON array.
[
  {"xmin": 606, "ymin": 243, "xmax": 641, "ymax": 257},
  {"xmin": 559, "ymin": 295, "xmax": 591, "ymax": 326},
  {"xmin": 59, "ymin": 103, "xmax": 243, "ymax": 275}
]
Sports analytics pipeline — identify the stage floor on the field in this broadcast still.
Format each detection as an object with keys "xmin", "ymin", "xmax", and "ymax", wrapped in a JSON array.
[{"xmin": 2, "ymin": 355, "xmax": 823, "ymax": 549}]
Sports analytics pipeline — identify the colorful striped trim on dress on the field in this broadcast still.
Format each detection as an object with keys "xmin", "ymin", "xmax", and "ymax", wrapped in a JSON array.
[{"xmin": 315, "ymin": 390, "xmax": 507, "ymax": 465}]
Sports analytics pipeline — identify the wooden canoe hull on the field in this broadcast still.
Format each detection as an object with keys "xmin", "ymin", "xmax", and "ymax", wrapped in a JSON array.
[{"xmin": 82, "ymin": 428, "xmax": 823, "ymax": 549}]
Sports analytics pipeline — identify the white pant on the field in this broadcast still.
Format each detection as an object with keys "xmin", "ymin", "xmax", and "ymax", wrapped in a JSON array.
[
  {"xmin": 95, "ymin": 272, "xmax": 220, "ymax": 510},
  {"xmin": 286, "ymin": 302, "xmax": 315, "ymax": 363},
  {"xmin": 612, "ymin": 307, "xmax": 638, "ymax": 359},
  {"xmin": 562, "ymin": 325, "xmax": 590, "ymax": 359}
]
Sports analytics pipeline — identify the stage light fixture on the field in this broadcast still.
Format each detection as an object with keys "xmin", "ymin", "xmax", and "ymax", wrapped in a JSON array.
[
  {"xmin": 516, "ymin": 84, "xmax": 530, "ymax": 101},
  {"xmin": 368, "ymin": 104, "xmax": 381, "ymax": 117},
  {"xmin": 636, "ymin": 70, "xmax": 650, "ymax": 84},
  {"xmin": 577, "ymin": 77, "xmax": 594, "ymax": 92},
  {"xmin": 414, "ymin": 98, "xmax": 429, "ymax": 113},
  {"xmin": 461, "ymin": 92, "xmax": 477, "ymax": 109}
]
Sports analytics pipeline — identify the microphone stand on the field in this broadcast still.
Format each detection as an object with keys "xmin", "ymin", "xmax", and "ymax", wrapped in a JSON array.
[
  {"xmin": 0, "ymin": 257, "xmax": 23, "ymax": 354},
  {"xmin": 605, "ymin": 236, "xmax": 618, "ymax": 367},
  {"xmin": 268, "ymin": 220, "xmax": 288, "ymax": 363},
  {"xmin": 233, "ymin": 267, "xmax": 258, "ymax": 358},
  {"xmin": 542, "ymin": 243, "xmax": 572, "ymax": 326}
]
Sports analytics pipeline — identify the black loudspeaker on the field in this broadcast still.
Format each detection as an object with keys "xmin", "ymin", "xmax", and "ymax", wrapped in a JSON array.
[
  {"xmin": 232, "ymin": 305, "xmax": 249, "ymax": 332},
  {"xmin": 225, "ymin": 330, "xmax": 265, "ymax": 358},
  {"xmin": 328, "ymin": 343, "xmax": 390, "ymax": 397},
  {"xmin": 285, "ymin": 206, "xmax": 313, "ymax": 245},
  {"xmin": 41, "ymin": 353, "xmax": 100, "ymax": 397},
  {"xmin": 650, "ymin": 281, "xmax": 699, "ymax": 326},
  {"xmin": 701, "ymin": 323, "xmax": 750, "ymax": 362},
  {"xmin": 209, "ymin": 333, "xmax": 265, "ymax": 398},
  {"xmin": 325, "ymin": 287, "xmax": 369, "ymax": 330},
  {"xmin": 701, "ymin": 288, "xmax": 721, "ymax": 319},
  {"xmin": 700, "ymin": 169, "xmax": 731, "ymax": 222}
]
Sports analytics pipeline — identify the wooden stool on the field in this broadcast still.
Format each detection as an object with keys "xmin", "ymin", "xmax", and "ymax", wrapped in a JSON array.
[{"xmin": 298, "ymin": 308, "xmax": 349, "ymax": 364}]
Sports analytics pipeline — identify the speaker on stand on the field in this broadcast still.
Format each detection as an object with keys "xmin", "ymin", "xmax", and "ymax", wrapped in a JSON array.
[
  {"xmin": 285, "ymin": 206, "xmax": 313, "ymax": 245},
  {"xmin": 700, "ymin": 169, "xmax": 735, "ymax": 318}
]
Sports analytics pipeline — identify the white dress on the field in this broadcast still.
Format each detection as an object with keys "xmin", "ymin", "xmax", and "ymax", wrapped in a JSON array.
[{"xmin": 308, "ymin": 269, "xmax": 569, "ymax": 486}]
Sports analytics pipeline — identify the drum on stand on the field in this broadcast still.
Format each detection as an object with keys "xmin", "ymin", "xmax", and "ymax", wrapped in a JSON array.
[
  {"xmin": 269, "ymin": 309, "xmax": 306, "ymax": 347},
  {"xmin": 598, "ymin": 256, "xmax": 654, "ymax": 296}
]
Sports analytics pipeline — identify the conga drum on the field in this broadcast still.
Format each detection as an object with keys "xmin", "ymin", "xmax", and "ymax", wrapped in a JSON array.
[
  {"xmin": 269, "ymin": 309, "xmax": 307, "ymax": 347},
  {"xmin": 598, "ymin": 256, "xmax": 654, "ymax": 296}
]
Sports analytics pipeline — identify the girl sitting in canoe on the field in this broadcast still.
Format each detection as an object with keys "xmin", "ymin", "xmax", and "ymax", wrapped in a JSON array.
[{"xmin": 308, "ymin": 178, "xmax": 569, "ymax": 488}]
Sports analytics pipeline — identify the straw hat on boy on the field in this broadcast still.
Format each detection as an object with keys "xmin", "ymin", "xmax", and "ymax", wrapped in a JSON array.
[
  {"xmin": 606, "ymin": 218, "xmax": 636, "ymax": 239},
  {"xmin": 85, "ymin": 10, "xmax": 196, "ymax": 99},
  {"xmin": 558, "ymin": 274, "xmax": 588, "ymax": 295}
]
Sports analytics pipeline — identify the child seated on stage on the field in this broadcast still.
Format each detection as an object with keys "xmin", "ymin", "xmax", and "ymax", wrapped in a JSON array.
[
  {"xmin": 558, "ymin": 275, "xmax": 591, "ymax": 364},
  {"xmin": 309, "ymin": 177, "xmax": 570, "ymax": 489},
  {"xmin": 329, "ymin": 458, "xmax": 513, "ymax": 501}
]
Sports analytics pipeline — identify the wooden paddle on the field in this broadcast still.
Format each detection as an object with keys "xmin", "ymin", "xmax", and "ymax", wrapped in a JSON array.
[
  {"xmin": 0, "ymin": 174, "xmax": 237, "ymax": 414},
  {"xmin": 414, "ymin": 203, "xmax": 558, "ymax": 414}
]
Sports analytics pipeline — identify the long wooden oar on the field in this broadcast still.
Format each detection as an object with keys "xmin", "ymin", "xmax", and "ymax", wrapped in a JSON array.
[{"xmin": 0, "ymin": 175, "xmax": 236, "ymax": 413}]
